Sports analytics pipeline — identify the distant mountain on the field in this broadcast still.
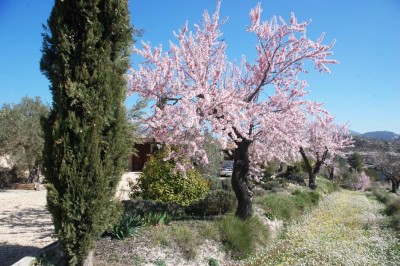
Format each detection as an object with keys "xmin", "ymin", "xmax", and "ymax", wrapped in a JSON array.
[
  {"xmin": 361, "ymin": 131, "xmax": 399, "ymax": 141},
  {"xmin": 350, "ymin": 130, "xmax": 361, "ymax": 136}
]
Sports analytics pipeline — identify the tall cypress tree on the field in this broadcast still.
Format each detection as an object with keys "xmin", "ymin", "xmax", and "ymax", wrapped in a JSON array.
[{"xmin": 40, "ymin": 1, "xmax": 133, "ymax": 264}]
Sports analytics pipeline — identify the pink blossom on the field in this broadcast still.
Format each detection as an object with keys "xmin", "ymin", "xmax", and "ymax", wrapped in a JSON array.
[{"xmin": 127, "ymin": 1, "xmax": 340, "ymax": 176}]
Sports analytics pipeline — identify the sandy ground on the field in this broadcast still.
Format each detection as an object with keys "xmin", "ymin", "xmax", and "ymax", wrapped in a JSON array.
[{"xmin": 0, "ymin": 172, "xmax": 139, "ymax": 266}]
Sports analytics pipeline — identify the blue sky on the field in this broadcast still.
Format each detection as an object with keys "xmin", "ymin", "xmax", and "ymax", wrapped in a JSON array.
[{"xmin": 0, "ymin": 0, "xmax": 399, "ymax": 133}]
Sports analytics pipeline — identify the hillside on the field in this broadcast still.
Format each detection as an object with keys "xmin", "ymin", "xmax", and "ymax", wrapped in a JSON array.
[
  {"xmin": 346, "ymin": 136, "xmax": 400, "ymax": 167},
  {"xmin": 360, "ymin": 131, "xmax": 399, "ymax": 141}
]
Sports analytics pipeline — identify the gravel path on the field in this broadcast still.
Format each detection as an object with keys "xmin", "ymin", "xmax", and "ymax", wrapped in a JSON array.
[
  {"xmin": 0, "ymin": 172, "xmax": 139, "ymax": 266},
  {"xmin": 247, "ymin": 191, "xmax": 400, "ymax": 265},
  {"xmin": 0, "ymin": 189, "xmax": 54, "ymax": 266}
]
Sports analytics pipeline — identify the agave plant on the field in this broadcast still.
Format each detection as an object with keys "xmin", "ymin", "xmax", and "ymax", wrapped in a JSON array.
[
  {"xmin": 105, "ymin": 214, "xmax": 142, "ymax": 240},
  {"xmin": 142, "ymin": 211, "xmax": 172, "ymax": 226}
]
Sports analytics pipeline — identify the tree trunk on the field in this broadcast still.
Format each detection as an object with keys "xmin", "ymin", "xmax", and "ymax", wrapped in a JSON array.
[
  {"xmin": 28, "ymin": 164, "xmax": 39, "ymax": 183},
  {"xmin": 391, "ymin": 179, "xmax": 397, "ymax": 193},
  {"xmin": 327, "ymin": 166, "xmax": 334, "ymax": 181},
  {"xmin": 308, "ymin": 173, "xmax": 317, "ymax": 190},
  {"xmin": 299, "ymin": 147, "xmax": 328, "ymax": 190},
  {"xmin": 231, "ymin": 140, "xmax": 253, "ymax": 220}
]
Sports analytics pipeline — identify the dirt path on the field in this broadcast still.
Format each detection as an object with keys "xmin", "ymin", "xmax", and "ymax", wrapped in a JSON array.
[
  {"xmin": 247, "ymin": 190, "xmax": 400, "ymax": 265},
  {"xmin": 0, "ymin": 172, "xmax": 139, "ymax": 266},
  {"xmin": 0, "ymin": 189, "xmax": 54, "ymax": 266}
]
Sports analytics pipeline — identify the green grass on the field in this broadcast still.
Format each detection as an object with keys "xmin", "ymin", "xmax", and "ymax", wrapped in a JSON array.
[
  {"xmin": 316, "ymin": 177, "xmax": 340, "ymax": 194},
  {"xmin": 246, "ymin": 191, "xmax": 400, "ymax": 265},
  {"xmin": 255, "ymin": 189, "xmax": 321, "ymax": 222},
  {"xmin": 215, "ymin": 215, "xmax": 270, "ymax": 260}
]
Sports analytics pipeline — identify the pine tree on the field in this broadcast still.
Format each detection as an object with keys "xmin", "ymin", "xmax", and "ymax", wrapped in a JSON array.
[{"xmin": 40, "ymin": 1, "xmax": 133, "ymax": 264}]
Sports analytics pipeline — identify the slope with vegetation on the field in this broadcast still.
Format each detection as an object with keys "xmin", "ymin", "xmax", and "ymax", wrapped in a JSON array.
[{"xmin": 246, "ymin": 190, "xmax": 400, "ymax": 265}]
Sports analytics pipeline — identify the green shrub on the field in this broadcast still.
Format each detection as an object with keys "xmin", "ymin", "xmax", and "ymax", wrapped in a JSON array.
[
  {"xmin": 256, "ymin": 193, "xmax": 299, "ymax": 221},
  {"xmin": 285, "ymin": 173, "xmax": 307, "ymax": 186},
  {"xmin": 385, "ymin": 197, "xmax": 400, "ymax": 216},
  {"xmin": 261, "ymin": 180, "xmax": 281, "ymax": 190},
  {"xmin": 154, "ymin": 259, "xmax": 167, "ymax": 266},
  {"xmin": 316, "ymin": 177, "xmax": 340, "ymax": 194},
  {"xmin": 132, "ymin": 152, "xmax": 210, "ymax": 206},
  {"xmin": 256, "ymin": 190, "xmax": 320, "ymax": 221},
  {"xmin": 103, "ymin": 214, "xmax": 142, "ymax": 240},
  {"xmin": 216, "ymin": 215, "xmax": 270, "ymax": 259},
  {"xmin": 185, "ymin": 189, "xmax": 237, "ymax": 217},
  {"xmin": 291, "ymin": 189, "xmax": 321, "ymax": 212},
  {"xmin": 364, "ymin": 168, "xmax": 380, "ymax": 182},
  {"xmin": 286, "ymin": 164, "xmax": 302, "ymax": 175},
  {"xmin": 123, "ymin": 198, "xmax": 185, "ymax": 219},
  {"xmin": 308, "ymin": 191, "xmax": 322, "ymax": 205},
  {"xmin": 372, "ymin": 187, "xmax": 392, "ymax": 204},
  {"xmin": 208, "ymin": 258, "xmax": 219, "ymax": 266}
]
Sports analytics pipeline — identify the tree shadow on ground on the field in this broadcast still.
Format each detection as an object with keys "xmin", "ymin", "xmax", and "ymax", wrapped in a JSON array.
[
  {"xmin": 1, "ymin": 207, "xmax": 53, "ymax": 229},
  {"xmin": 0, "ymin": 243, "xmax": 40, "ymax": 266}
]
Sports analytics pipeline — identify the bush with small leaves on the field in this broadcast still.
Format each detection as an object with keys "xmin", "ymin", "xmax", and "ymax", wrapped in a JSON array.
[
  {"xmin": 285, "ymin": 173, "xmax": 307, "ymax": 186},
  {"xmin": 261, "ymin": 180, "xmax": 281, "ymax": 190},
  {"xmin": 385, "ymin": 196, "xmax": 400, "ymax": 216},
  {"xmin": 123, "ymin": 198, "xmax": 185, "ymax": 219},
  {"xmin": 371, "ymin": 187, "xmax": 392, "ymax": 204},
  {"xmin": 132, "ymin": 151, "xmax": 210, "ymax": 206},
  {"xmin": 185, "ymin": 189, "xmax": 237, "ymax": 217}
]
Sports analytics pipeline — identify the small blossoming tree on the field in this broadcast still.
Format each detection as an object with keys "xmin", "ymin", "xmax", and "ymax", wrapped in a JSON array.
[
  {"xmin": 353, "ymin": 171, "xmax": 371, "ymax": 190},
  {"xmin": 299, "ymin": 114, "xmax": 352, "ymax": 189},
  {"xmin": 129, "ymin": 1, "xmax": 339, "ymax": 220}
]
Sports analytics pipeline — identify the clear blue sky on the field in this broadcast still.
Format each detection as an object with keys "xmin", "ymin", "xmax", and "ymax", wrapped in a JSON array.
[{"xmin": 0, "ymin": 0, "xmax": 399, "ymax": 133}]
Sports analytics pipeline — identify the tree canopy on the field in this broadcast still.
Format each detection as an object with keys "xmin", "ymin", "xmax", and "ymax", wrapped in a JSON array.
[
  {"xmin": 128, "ymin": 1, "xmax": 349, "ymax": 220},
  {"xmin": 0, "ymin": 96, "xmax": 49, "ymax": 182},
  {"xmin": 40, "ymin": 0, "xmax": 134, "ymax": 264}
]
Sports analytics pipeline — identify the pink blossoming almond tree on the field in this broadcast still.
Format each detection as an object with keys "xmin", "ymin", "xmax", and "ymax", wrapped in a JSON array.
[
  {"xmin": 299, "ymin": 114, "xmax": 353, "ymax": 189},
  {"xmin": 128, "ymin": 1, "xmax": 340, "ymax": 220}
]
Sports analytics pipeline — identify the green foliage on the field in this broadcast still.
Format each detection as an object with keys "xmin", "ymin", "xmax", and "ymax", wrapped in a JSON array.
[
  {"xmin": 123, "ymin": 198, "xmax": 186, "ymax": 219},
  {"xmin": 142, "ymin": 211, "xmax": 173, "ymax": 226},
  {"xmin": 197, "ymin": 132, "xmax": 224, "ymax": 179},
  {"xmin": 385, "ymin": 196, "xmax": 400, "ymax": 216},
  {"xmin": 40, "ymin": 0, "xmax": 134, "ymax": 264},
  {"xmin": 169, "ymin": 224, "xmax": 197, "ymax": 259},
  {"xmin": 371, "ymin": 187, "xmax": 392, "ymax": 204},
  {"xmin": 316, "ymin": 177, "xmax": 340, "ymax": 194},
  {"xmin": 262, "ymin": 159, "xmax": 281, "ymax": 181},
  {"xmin": 364, "ymin": 168, "xmax": 380, "ymax": 182},
  {"xmin": 154, "ymin": 259, "xmax": 167, "ymax": 266},
  {"xmin": 261, "ymin": 180, "xmax": 282, "ymax": 190},
  {"xmin": 216, "ymin": 215, "xmax": 270, "ymax": 259},
  {"xmin": 286, "ymin": 164, "xmax": 302, "ymax": 175},
  {"xmin": 208, "ymin": 258, "xmax": 219, "ymax": 266},
  {"xmin": 103, "ymin": 214, "xmax": 142, "ymax": 240},
  {"xmin": 104, "ymin": 214, "xmax": 142, "ymax": 240},
  {"xmin": 348, "ymin": 152, "xmax": 364, "ymax": 172},
  {"xmin": 185, "ymin": 189, "xmax": 237, "ymax": 217},
  {"xmin": 285, "ymin": 173, "xmax": 307, "ymax": 186},
  {"xmin": 133, "ymin": 151, "xmax": 210, "ymax": 206},
  {"xmin": 0, "ymin": 97, "xmax": 49, "ymax": 182},
  {"xmin": 256, "ymin": 190, "xmax": 321, "ymax": 221},
  {"xmin": 35, "ymin": 253, "xmax": 66, "ymax": 266},
  {"xmin": 199, "ymin": 222, "xmax": 221, "ymax": 241}
]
